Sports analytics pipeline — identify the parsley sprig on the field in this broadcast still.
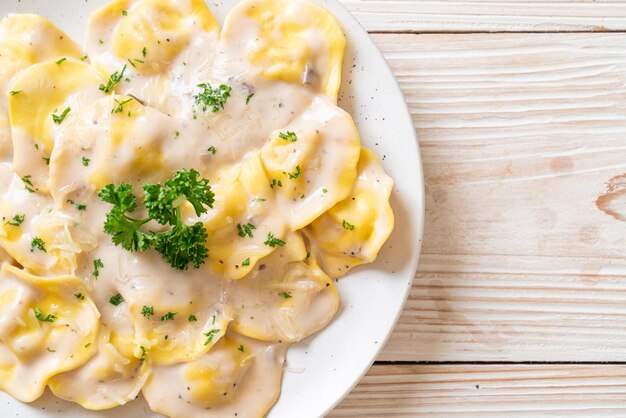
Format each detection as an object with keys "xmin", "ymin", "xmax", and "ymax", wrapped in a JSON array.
[{"xmin": 99, "ymin": 169, "xmax": 215, "ymax": 270}]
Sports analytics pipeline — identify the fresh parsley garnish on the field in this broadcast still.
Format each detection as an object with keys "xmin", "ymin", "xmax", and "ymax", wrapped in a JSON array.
[
  {"xmin": 99, "ymin": 169, "xmax": 215, "ymax": 270},
  {"xmin": 34, "ymin": 307, "xmax": 56, "ymax": 322},
  {"xmin": 195, "ymin": 83, "xmax": 231, "ymax": 112},
  {"xmin": 92, "ymin": 258, "xmax": 104, "ymax": 278},
  {"xmin": 188, "ymin": 314, "xmax": 197, "ymax": 322},
  {"xmin": 7, "ymin": 214, "xmax": 24, "ymax": 227},
  {"xmin": 112, "ymin": 98, "xmax": 133, "ymax": 114},
  {"xmin": 245, "ymin": 93, "xmax": 254, "ymax": 104},
  {"xmin": 67, "ymin": 199, "xmax": 87, "ymax": 211},
  {"xmin": 55, "ymin": 57, "xmax": 67, "ymax": 65},
  {"xmin": 109, "ymin": 293, "xmax": 124, "ymax": 306},
  {"xmin": 278, "ymin": 292, "xmax": 292, "ymax": 299},
  {"xmin": 142, "ymin": 47, "xmax": 147, "ymax": 58},
  {"xmin": 279, "ymin": 131, "xmax": 297, "ymax": 142},
  {"xmin": 242, "ymin": 258, "xmax": 250, "ymax": 267},
  {"xmin": 207, "ymin": 146, "xmax": 217, "ymax": 154},
  {"xmin": 203, "ymin": 329, "xmax": 220, "ymax": 345},
  {"xmin": 9, "ymin": 90, "xmax": 22, "ymax": 96},
  {"xmin": 237, "ymin": 223, "xmax": 256, "ymax": 238},
  {"xmin": 141, "ymin": 305, "xmax": 154, "ymax": 319},
  {"xmin": 287, "ymin": 165, "xmax": 301, "ymax": 179},
  {"xmin": 342, "ymin": 220, "xmax": 355, "ymax": 231},
  {"xmin": 264, "ymin": 233, "xmax": 285, "ymax": 247},
  {"xmin": 140, "ymin": 345, "xmax": 148, "ymax": 358},
  {"xmin": 160, "ymin": 311, "xmax": 176, "ymax": 321},
  {"xmin": 238, "ymin": 344, "xmax": 245, "ymax": 352},
  {"xmin": 42, "ymin": 157, "xmax": 50, "ymax": 165},
  {"xmin": 22, "ymin": 175, "xmax": 35, "ymax": 193},
  {"xmin": 74, "ymin": 292, "xmax": 85, "ymax": 300},
  {"xmin": 31, "ymin": 237, "xmax": 46, "ymax": 252},
  {"xmin": 99, "ymin": 65, "xmax": 127, "ymax": 93},
  {"xmin": 270, "ymin": 179, "xmax": 282, "ymax": 189},
  {"xmin": 51, "ymin": 107, "xmax": 71, "ymax": 124}
]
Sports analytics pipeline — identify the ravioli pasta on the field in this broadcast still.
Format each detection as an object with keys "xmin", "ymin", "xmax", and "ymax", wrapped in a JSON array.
[{"xmin": 0, "ymin": 0, "xmax": 394, "ymax": 416}]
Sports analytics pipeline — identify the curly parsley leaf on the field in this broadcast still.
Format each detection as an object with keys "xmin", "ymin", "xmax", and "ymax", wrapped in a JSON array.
[{"xmin": 195, "ymin": 83, "xmax": 231, "ymax": 113}]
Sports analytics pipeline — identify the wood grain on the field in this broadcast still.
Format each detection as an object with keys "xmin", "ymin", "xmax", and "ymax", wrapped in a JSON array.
[
  {"xmin": 331, "ymin": 364, "xmax": 626, "ymax": 416},
  {"xmin": 342, "ymin": 1, "xmax": 626, "ymax": 33},
  {"xmin": 370, "ymin": 33, "xmax": 626, "ymax": 361}
]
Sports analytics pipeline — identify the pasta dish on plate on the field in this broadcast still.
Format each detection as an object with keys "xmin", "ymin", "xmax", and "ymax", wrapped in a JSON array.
[{"xmin": 0, "ymin": 0, "xmax": 394, "ymax": 416}]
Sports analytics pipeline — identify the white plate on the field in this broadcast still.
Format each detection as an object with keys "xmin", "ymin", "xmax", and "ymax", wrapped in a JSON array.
[{"xmin": 0, "ymin": 1, "xmax": 424, "ymax": 417}]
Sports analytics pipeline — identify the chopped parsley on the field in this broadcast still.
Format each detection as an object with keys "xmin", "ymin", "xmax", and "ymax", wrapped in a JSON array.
[
  {"xmin": 188, "ymin": 314, "xmax": 197, "ymax": 322},
  {"xmin": 237, "ymin": 223, "xmax": 256, "ymax": 238},
  {"xmin": 238, "ymin": 344, "xmax": 245, "ymax": 352},
  {"xmin": 207, "ymin": 146, "xmax": 217, "ymax": 154},
  {"xmin": 264, "ymin": 233, "xmax": 285, "ymax": 248},
  {"xmin": 84, "ymin": 342, "xmax": 92, "ymax": 348},
  {"xmin": 7, "ymin": 214, "xmax": 24, "ymax": 227},
  {"xmin": 51, "ymin": 107, "xmax": 71, "ymax": 124},
  {"xmin": 22, "ymin": 175, "xmax": 35, "ymax": 193},
  {"xmin": 112, "ymin": 98, "xmax": 133, "ymax": 114},
  {"xmin": 99, "ymin": 169, "xmax": 214, "ymax": 270},
  {"xmin": 203, "ymin": 329, "xmax": 220, "ymax": 345},
  {"xmin": 80, "ymin": 55, "xmax": 89, "ymax": 62},
  {"xmin": 175, "ymin": 131, "xmax": 180, "ymax": 138},
  {"xmin": 34, "ymin": 307, "xmax": 56, "ymax": 322},
  {"xmin": 242, "ymin": 258, "xmax": 250, "ymax": 267},
  {"xmin": 270, "ymin": 179, "xmax": 282, "ymax": 189},
  {"xmin": 342, "ymin": 219, "xmax": 355, "ymax": 231},
  {"xmin": 47, "ymin": 347, "xmax": 56, "ymax": 352},
  {"xmin": 42, "ymin": 157, "xmax": 50, "ymax": 165},
  {"xmin": 322, "ymin": 188, "xmax": 328, "ymax": 194},
  {"xmin": 287, "ymin": 165, "xmax": 301, "ymax": 179},
  {"xmin": 278, "ymin": 292, "xmax": 292, "ymax": 299},
  {"xmin": 141, "ymin": 305, "xmax": 154, "ymax": 319},
  {"xmin": 55, "ymin": 57, "xmax": 67, "ymax": 65},
  {"xmin": 252, "ymin": 197, "xmax": 266, "ymax": 203},
  {"xmin": 31, "ymin": 237, "xmax": 46, "ymax": 252},
  {"xmin": 8, "ymin": 90, "xmax": 22, "ymax": 96},
  {"xmin": 279, "ymin": 131, "xmax": 298, "ymax": 142},
  {"xmin": 92, "ymin": 258, "xmax": 104, "ymax": 278},
  {"xmin": 122, "ymin": 10, "xmax": 128, "ymax": 16},
  {"xmin": 74, "ymin": 292, "xmax": 85, "ymax": 301},
  {"xmin": 109, "ymin": 293, "xmax": 124, "ymax": 306},
  {"xmin": 140, "ymin": 345, "xmax": 148, "ymax": 358},
  {"xmin": 99, "ymin": 65, "xmax": 127, "ymax": 93},
  {"xmin": 195, "ymin": 83, "xmax": 231, "ymax": 113},
  {"xmin": 67, "ymin": 199, "xmax": 87, "ymax": 211},
  {"xmin": 160, "ymin": 312, "xmax": 176, "ymax": 321},
  {"xmin": 142, "ymin": 46, "xmax": 147, "ymax": 58},
  {"xmin": 245, "ymin": 93, "xmax": 254, "ymax": 104}
]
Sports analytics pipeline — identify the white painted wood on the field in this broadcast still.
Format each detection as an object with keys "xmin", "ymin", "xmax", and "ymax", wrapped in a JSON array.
[
  {"xmin": 331, "ymin": 365, "xmax": 626, "ymax": 416},
  {"xmin": 369, "ymin": 33, "xmax": 626, "ymax": 361},
  {"xmin": 340, "ymin": 1, "xmax": 626, "ymax": 32}
]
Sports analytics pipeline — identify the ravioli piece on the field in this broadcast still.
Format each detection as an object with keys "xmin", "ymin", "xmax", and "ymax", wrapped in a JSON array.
[
  {"xmin": 0, "ymin": 14, "xmax": 81, "ymax": 162},
  {"xmin": 86, "ymin": 0, "xmax": 221, "ymax": 115},
  {"xmin": 48, "ymin": 326, "xmax": 150, "ymax": 410},
  {"xmin": 0, "ymin": 14, "xmax": 81, "ymax": 94},
  {"xmin": 229, "ymin": 231, "xmax": 338, "ymax": 342},
  {"xmin": 0, "ymin": 264, "xmax": 99, "ymax": 402},
  {"xmin": 221, "ymin": 0, "xmax": 346, "ymax": 99},
  {"xmin": 131, "ymin": 298, "xmax": 231, "ymax": 365},
  {"xmin": 261, "ymin": 96, "xmax": 360, "ymax": 229},
  {"xmin": 0, "ymin": 173, "xmax": 92, "ymax": 276},
  {"xmin": 143, "ymin": 332, "xmax": 286, "ymax": 418},
  {"xmin": 7, "ymin": 60, "xmax": 103, "ymax": 191},
  {"xmin": 201, "ymin": 151, "xmax": 287, "ymax": 279},
  {"xmin": 307, "ymin": 148, "xmax": 394, "ymax": 278}
]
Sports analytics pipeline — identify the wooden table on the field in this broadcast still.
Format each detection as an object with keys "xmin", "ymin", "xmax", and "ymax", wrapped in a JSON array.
[{"xmin": 331, "ymin": 1, "xmax": 626, "ymax": 416}]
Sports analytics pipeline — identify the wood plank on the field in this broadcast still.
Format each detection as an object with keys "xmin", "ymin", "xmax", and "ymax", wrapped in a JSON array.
[
  {"xmin": 341, "ymin": 1, "xmax": 626, "ymax": 33},
  {"xmin": 370, "ymin": 33, "xmax": 626, "ymax": 361},
  {"xmin": 330, "ymin": 364, "xmax": 626, "ymax": 416}
]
